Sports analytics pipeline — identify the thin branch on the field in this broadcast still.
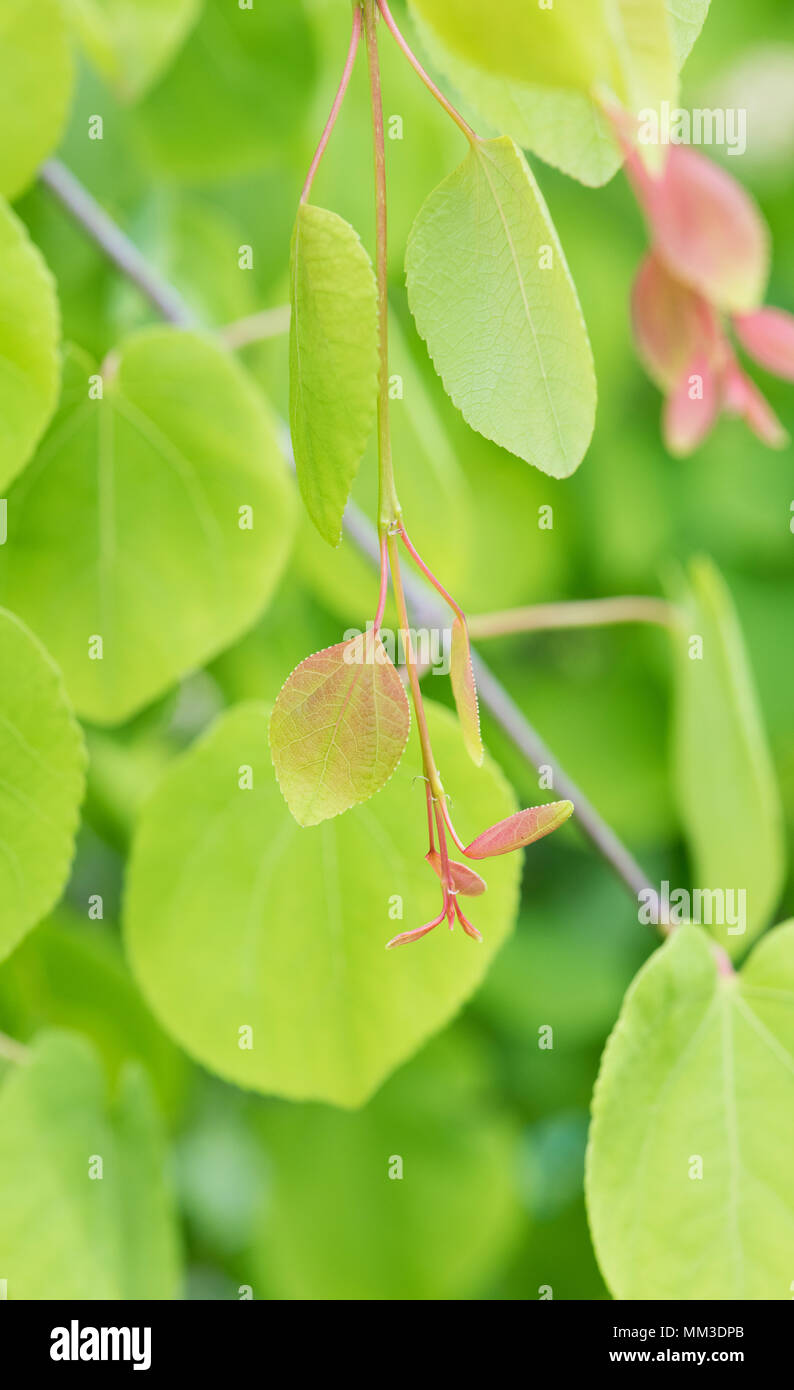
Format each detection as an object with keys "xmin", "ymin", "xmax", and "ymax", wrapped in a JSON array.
[
  {"xmin": 0, "ymin": 1031, "xmax": 29, "ymax": 1065},
  {"xmin": 468, "ymin": 596, "xmax": 678, "ymax": 641},
  {"xmin": 39, "ymin": 158, "xmax": 660, "ymax": 913},
  {"xmin": 301, "ymin": 3, "xmax": 362, "ymax": 202},
  {"xmin": 218, "ymin": 306, "xmax": 291, "ymax": 350}
]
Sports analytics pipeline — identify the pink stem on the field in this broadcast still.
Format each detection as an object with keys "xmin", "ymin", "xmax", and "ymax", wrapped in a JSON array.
[
  {"xmin": 425, "ymin": 782, "xmax": 436, "ymax": 853},
  {"xmin": 433, "ymin": 802, "xmax": 456, "ymax": 927},
  {"xmin": 399, "ymin": 523, "xmax": 466, "ymax": 625},
  {"xmin": 372, "ymin": 531, "xmax": 389, "ymax": 634},
  {"xmin": 376, "ymin": 0, "xmax": 477, "ymax": 142},
  {"xmin": 301, "ymin": 6, "xmax": 363, "ymax": 203},
  {"xmin": 439, "ymin": 795, "xmax": 468, "ymax": 855}
]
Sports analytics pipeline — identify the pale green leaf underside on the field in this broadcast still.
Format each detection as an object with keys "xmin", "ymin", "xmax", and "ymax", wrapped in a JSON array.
[
  {"xmin": 406, "ymin": 136, "xmax": 596, "ymax": 477},
  {"xmin": 124, "ymin": 701, "xmax": 521, "ymax": 1108},
  {"xmin": 0, "ymin": 331, "xmax": 297, "ymax": 725},
  {"xmin": 668, "ymin": 0, "xmax": 711, "ymax": 66},
  {"xmin": 587, "ymin": 922, "xmax": 794, "ymax": 1299},
  {"xmin": 0, "ymin": 609, "xmax": 85, "ymax": 965},
  {"xmin": 65, "ymin": 0, "xmax": 200, "ymax": 102},
  {"xmin": 290, "ymin": 204, "xmax": 379, "ymax": 546},
  {"xmin": 669, "ymin": 559, "xmax": 784, "ymax": 957},
  {"xmin": 0, "ymin": 0, "xmax": 73, "ymax": 199},
  {"xmin": 0, "ymin": 200, "xmax": 61, "ymax": 493},
  {"xmin": 0, "ymin": 1030, "xmax": 180, "ymax": 1299}
]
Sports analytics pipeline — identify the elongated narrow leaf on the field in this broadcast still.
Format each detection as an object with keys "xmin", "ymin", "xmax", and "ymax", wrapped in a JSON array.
[
  {"xmin": 290, "ymin": 205, "xmax": 379, "ymax": 545},
  {"xmin": 270, "ymin": 634, "xmax": 411, "ymax": 826},
  {"xmin": 0, "ymin": 610, "xmax": 85, "ymax": 965},
  {"xmin": 0, "ymin": 200, "xmax": 61, "ymax": 493},
  {"xmin": 669, "ymin": 559, "xmax": 784, "ymax": 955},
  {"xmin": 406, "ymin": 137, "xmax": 596, "ymax": 477},
  {"xmin": 587, "ymin": 922, "xmax": 794, "ymax": 1299},
  {"xmin": 465, "ymin": 800, "xmax": 574, "ymax": 859},
  {"xmin": 426, "ymin": 850, "xmax": 486, "ymax": 897},
  {"xmin": 125, "ymin": 702, "xmax": 520, "ymax": 1107},
  {"xmin": 449, "ymin": 616, "xmax": 482, "ymax": 765},
  {"xmin": 0, "ymin": 333, "xmax": 296, "ymax": 724},
  {"xmin": 0, "ymin": 0, "xmax": 73, "ymax": 199},
  {"xmin": 0, "ymin": 1031, "xmax": 180, "ymax": 1299}
]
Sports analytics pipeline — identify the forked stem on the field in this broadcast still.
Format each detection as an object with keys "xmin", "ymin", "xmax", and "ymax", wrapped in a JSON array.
[
  {"xmin": 301, "ymin": 4, "xmax": 362, "ymax": 203},
  {"xmin": 399, "ymin": 523, "xmax": 466, "ymax": 625},
  {"xmin": 376, "ymin": 0, "xmax": 477, "ymax": 141}
]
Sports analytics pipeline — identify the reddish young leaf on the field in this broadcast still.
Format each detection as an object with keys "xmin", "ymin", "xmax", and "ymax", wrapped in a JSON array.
[
  {"xmin": 663, "ymin": 353, "xmax": 719, "ymax": 457},
  {"xmin": 722, "ymin": 362, "xmax": 788, "ymax": 449},
  {"xmin": 449, "ymin": 615, "xmax": 483, "ymax": 766},
  {"xmin": 631, "ymin": 253, "xmax": 719, "ymax": 392},
  {"xmin": 426, "ymin": 849, "xmax": 487, "ymax": 897},
  {"xmin": 733, "ymin": 307, "xmax": 794, "ymax": 382},
  {"xmin": 464, "ymin": 799, "xmax": 574, "ymax": 859},
  {"xmin": 270, "ymin": 633, "xmax": 410, "ymax": 826}
]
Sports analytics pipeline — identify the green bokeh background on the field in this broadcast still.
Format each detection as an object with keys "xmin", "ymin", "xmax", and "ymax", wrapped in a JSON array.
[{"xmin": 2, "ymin": 0, "xmax": 793, "ymax": 1299}]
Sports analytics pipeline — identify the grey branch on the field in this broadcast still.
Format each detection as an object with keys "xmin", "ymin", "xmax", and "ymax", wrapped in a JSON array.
[{"xmin": 39, "ymin": 158, "xmax": 658, "ymax": 911}]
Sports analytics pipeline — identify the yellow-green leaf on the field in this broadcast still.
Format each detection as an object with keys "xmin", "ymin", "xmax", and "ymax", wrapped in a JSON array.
[
  {"xmin": 0, "ymin": 0, "xmax": 73, "ymax": 199},
  {"xmin": 0, "ymin": 200, "xmax": 60, "ymax": 493}
]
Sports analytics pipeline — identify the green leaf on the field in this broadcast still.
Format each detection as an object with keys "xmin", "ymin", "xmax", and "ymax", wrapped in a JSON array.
[
  {"xmin": 0, "ymin": 1030, "xmax": 180, "ymax": 1298},
  {"xmin": 586, "ymin": 922, "xmax": 794, "ymax": 1299},
  {"xmin": 270, "ymin": 634, "xmax": 411, "ymax": 827},
  {"xmin": 669, "ymin": 559, "xmax": 784, "ymax": 956},
  {"xmin": 0, "ymin": 332, "xmax": 297, "ymax": 724},
  {"xmin": 0, "ymin": 200, "xmax": 61, "ymax": 494},
  {"xmin": 0, "ymin": 609, "xmax": 85, "ymax": 966},
  {"xmin": 607, "ymin": 0, "xmax": 678, "ymax": 122},
  {"xmin": 290, "ymin": 205, "xmax": 379, "ymax": 545},
  {"xmin": 406, "ymin": 136, "xmax": 596, "ymax": 477},
  {"xmin": 124, "ymin": 701, "xmax": 521, "ymax": 1108},
  {"xmin": 65, "ymin": 0, "xmax": 200, "ymax": 101},
  {"xmin": 0, "ymin": 0, "xmax": 73, "ymax": 199},
  {"xmin": 252, "ymin": 1031, "xmax": 521, "ymax": 1298},
  {"xmin": 667, "ymin": 0, "xmax": 711, "ymax": 66}
]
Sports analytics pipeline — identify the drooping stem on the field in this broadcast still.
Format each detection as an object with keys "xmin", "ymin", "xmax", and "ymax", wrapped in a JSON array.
[
  {"xmin": 467, "ymin": 596, "xmax": 678, "ymax": 640},
  {"xmin": 399, "ymin": 523, "xmax": 466, "ymax": 624},
  {"xmin": 376, "ymin": 0, "xmax": 477, "ymax": 142},
  {"xmin": 387, "ymin": 533, "xmax": 441, "ymax": 796},
  {"xmin": 301, "ymin": 4, "xmax": 363, "ymax": 203},
  {"xmin": 373, "ymin": 532, "xmax": 389, "ymax": 633},
  {"xmin": 363, "ymin": 0, "xmax": 401, "ymax": 531}
]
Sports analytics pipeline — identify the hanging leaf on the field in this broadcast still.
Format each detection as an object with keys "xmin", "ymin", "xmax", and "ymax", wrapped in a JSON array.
[
  {"xmin": 0, "ymin": 609, "xmax": 85, "ymax": 966},
  {"xmin": 0, "ymin": 0, "xmax": 73, "ymax": 199},
  {"xmin": 631, "ymin": 251, "xmax": 718, "ymax": 392},
  {"xmin": 587, "ymin": 922, "xmax": 794, "ymax": 1299},
  {"xmin": 406, "ymin": 137, "xmax": 596, "ymax": 478},
  {"xmin": 464, "ymin": 800, "xmax": 574, "ymax": 859},
  {"xmin": 667, "ymin": 0, "xmax": 712, "ymax": 66},
  {"xmin": 0, "ymin": 200, "xmax": 61, "ymax": 493},
  {"xmin": 733, "ymin": 307, "xmax": 794, "ymax": 381},
  {"xmin": 426, "ymin": 850, "xmax": 486, "ymax": 897},
  {"xmin": 668, "ymin": 559, "xmax": 784, "ymax": 956},
  {"xmin": 65, "ymin": 0, "xmax": 200, "ymax": 102},
  {"xmin": 449, "ymin": 616, "xmax": 482, "ymax": 766},
  {"xmin": 290, "ymin": 205, "xmax": 379, "ymax": 546},
  {"xmin": 124, "ymin": 701, "xmax": 521, "ymax": 1108},
  {"xmin": 0, "ymin": 333, "xmax": 296, "ymax": 725},
  {"xmin": 0, "ymin": 1030, "xmax": 180, "ymax": 1299},
  {"xmin": 663, "ymin": 352, "xmax": 719, "ymax": 456},
  {"xmin": 270, "ymin": 634, "xmax": 411, "ymax": 826}
]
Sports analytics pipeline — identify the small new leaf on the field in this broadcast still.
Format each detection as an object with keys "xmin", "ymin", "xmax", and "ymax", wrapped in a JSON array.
[
  {"xmin": 449, "ymin": 615, "xmax": 483, "ymax": 766},
  {"xmin": 464, "ymin": 800, "xmax": 574, "ymax": 859},
  {"xmin": 426, "ymin": 850, "xmax": 486, "ymax": 897},
  {"xmin": 290, "ymin": 204, "xmax": 379, "ymax": 545},
  {"xmin": 270, "ymin": 634, "xmax": 411, "ymax": 826}
]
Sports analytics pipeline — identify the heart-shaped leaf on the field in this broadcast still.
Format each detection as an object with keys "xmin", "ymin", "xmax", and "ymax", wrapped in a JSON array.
[
  {"xmin": 0, "ymin": 200, "xmax": 61, "ymax": 493},
  {"xmin": 426, "ymin": 850, "xmax": 486, "ymax": 897},
  {"xmin": 0, "ymin": 1030, "xmax": 180, "ymax": 1299},
  {"xmin": 449, "ymin": 615, "xmax": 482, "ymax": 766},
  {"xmin": 0, "ymin": 333, "xmax": 296, "ymax": 724},
  {"xmin": 124, "ymin": 701, "xmax": 521, "ymax": 1107},
  {"xmin": 290, "ymin": 204, "xmax": 379, "ymax": 546},
  {"xmin": 406, "ymin": 136, "xmax": 596, "ymax": 477},
  {"xmin": 0, "ymin": 0, "xmax": 73, "ymax": 199},
  {"xmin": 464, "ymin": 800, "xmax": 574, "ymax": 860},
  {"xmin": 270, "ymin": 633, "xmax": 411, "ymax": 826},
  {"xmin": 587, "ymin": 921, "xmax": 794, "ymax": 1299},
  {"xmin": 0, "ymin": 609, "xmax": 85, "ymax": 966}
]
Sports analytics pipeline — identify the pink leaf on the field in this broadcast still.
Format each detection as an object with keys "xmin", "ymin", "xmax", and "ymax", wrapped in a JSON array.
[
  {"xmin": 626, "ymin": 144, "xmax": 769, "ymax": 314},
  {"xmin": 733, "ymin": 307, "xmax": 794, "ymax": 381},
  {"xmin": 426, "ymin": 849, "xmax": 487, "ymax": 897},
  {"xmin": 722, "ymin": 362, "xmax": 789, "ymax": 449},
  {"xmin": 663, "ymin": 353, "xmax": 719, "ymax": 456},
  {"xmin": 464, "ymin": 800, "xmax": 574, "ymax": 860},
  {"xmin": 449, "ymin": 615, "xmax": 483, "ymax": 766},
  {"xmin": 631, "ymin": 253, "xmax": 720, "ymax": 392}
]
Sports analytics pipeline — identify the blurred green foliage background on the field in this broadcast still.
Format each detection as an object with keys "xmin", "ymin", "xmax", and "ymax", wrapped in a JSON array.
[{"xmin": 2, "ymin": 0, "xmax": 793, "ymax": 1299}]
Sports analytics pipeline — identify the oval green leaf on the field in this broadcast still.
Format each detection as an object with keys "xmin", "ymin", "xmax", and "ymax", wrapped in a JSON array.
[
  {"xmin": 124, "ymin": 701, "xmax": 520, "ymax": 1108},
  {"xmin": 270, "ymin": 634, "xmax": 411, "ymax": 827},
  {"xmin": 290, "ymin": 204, "xmax": 379, "ymax": 546},
  {"xmin": 0, "ymin": 200, "xmax": 61, "ymax": 494},
  {"xmin": 406, "ymin": 136, "xmax": 596, "ymax": 477},
  {"xmin": 669, "ymin": 558, "xmax": 784, "ymax": 957},
  {"xmin": 587, "ymin": 921, "xmax": 794, "ymax": 1299},
  {"xmin": 0, "ymin": 609, "xmax": 85, "ymax": 965},
  {"xmin": 0, "ymin": 332, "xmax": 297, "ymax": 725},
  {"xmin": 0, "ymin": 0, "xmax": 73, "ymax": 199},
  {"xmin": 0, "ymin": 1030, "xmax": 180, "ymax": 1299}
]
